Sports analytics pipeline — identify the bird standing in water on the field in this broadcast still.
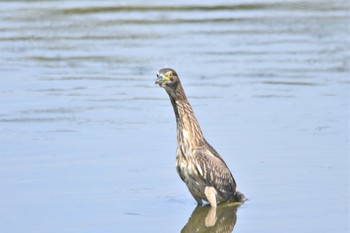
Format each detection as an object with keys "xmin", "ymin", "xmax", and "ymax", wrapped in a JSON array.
[{"xmin": 155, "ymin": 68, "xmax": 245, "ymax": 207}]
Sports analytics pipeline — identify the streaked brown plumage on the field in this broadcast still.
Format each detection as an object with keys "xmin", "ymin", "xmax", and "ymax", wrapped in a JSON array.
[{"xmin": 155, "ymin": 68, "xmax": 245, "ymax": 207}]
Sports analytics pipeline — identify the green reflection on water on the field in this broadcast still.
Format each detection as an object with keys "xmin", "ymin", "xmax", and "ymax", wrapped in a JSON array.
[{"xmin": 182, "ymin": 203, "xmax": 241, "ymax": 233}]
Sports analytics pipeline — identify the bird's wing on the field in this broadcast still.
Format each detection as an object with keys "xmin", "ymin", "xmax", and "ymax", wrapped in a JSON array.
[{"xmin": 192, "ymin": 147, "xmax": 237, "ymax": 198}]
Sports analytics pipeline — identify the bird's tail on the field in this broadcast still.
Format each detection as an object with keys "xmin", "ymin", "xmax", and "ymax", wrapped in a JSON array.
[{"xmin": 233, "ymin": 190, "xmax": 247, "ymax": 203}]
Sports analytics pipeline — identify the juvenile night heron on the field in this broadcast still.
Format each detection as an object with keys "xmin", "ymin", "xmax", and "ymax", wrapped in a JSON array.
[{"xmin": 155, "ymin": 68, "xmax": 245, "ymax": 207}]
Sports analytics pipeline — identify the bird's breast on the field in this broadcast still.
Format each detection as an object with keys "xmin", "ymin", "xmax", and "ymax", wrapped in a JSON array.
[{"xmin": 176, "ymin": 148, "xmax": 199, "ymax": 181}]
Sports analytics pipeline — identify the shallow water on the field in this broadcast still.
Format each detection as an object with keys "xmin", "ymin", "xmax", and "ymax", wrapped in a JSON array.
[{"xmin": 0, "ymin": 1, "xmax": 349, "ymax": 232}]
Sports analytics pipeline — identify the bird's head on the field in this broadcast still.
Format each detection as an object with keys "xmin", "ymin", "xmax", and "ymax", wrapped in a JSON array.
[{"xmin": 155, "ymin": 68, "xmax": 182, "ymax": 99}]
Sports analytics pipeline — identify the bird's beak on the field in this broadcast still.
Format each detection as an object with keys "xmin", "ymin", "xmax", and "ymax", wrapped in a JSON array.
[{"xmin": 155, "ymin": 74, "xmax": 165, "ymax": 85}]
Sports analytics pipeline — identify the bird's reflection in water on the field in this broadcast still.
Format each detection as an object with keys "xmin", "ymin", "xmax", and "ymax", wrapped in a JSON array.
[{"xmin": 181, "ymin": 203, "xmax": 240, "ymax": 233}]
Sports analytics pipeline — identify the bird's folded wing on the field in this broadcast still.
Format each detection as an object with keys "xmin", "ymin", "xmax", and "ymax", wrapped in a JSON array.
[{"xmin": 192, "ymin": 147, "xmax": 237, "ymax": 195}]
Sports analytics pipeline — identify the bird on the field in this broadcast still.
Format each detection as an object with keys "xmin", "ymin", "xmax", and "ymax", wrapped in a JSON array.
[{"xmin": 155, "ymin": 68, "xmax": 246, "ymax": 207}]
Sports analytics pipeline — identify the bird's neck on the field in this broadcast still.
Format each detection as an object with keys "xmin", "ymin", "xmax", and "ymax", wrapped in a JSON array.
[{"xmin": 169, "ymin": 86, "xmax": 205, "ymax": 148}]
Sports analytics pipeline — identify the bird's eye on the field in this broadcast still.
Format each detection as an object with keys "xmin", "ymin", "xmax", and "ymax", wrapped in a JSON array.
[{"xmin": 156, "ymin": 73, "xmax": 159, "ymax": 77}]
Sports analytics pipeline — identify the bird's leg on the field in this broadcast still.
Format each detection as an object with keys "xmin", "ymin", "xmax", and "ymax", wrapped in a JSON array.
[
  {"xmin": 188, "ymin": 188, "xmax": 203, "ymax": 205},
  {"xmin": 192, "ymin": 194, "xmax": 203, "ymax": 206},
  {"xmin": 204, "ymin": 186, "xmax": 217, "ymax": 208},
  {"xmin": 195, "ymin": 197, "xmax": 203, "ymax": 206}
]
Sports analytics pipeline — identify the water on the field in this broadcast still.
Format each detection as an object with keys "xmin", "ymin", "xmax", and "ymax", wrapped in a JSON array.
[{"xmin": 0, "ymin": 1, "xmax": 349, "ymax": 232}]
